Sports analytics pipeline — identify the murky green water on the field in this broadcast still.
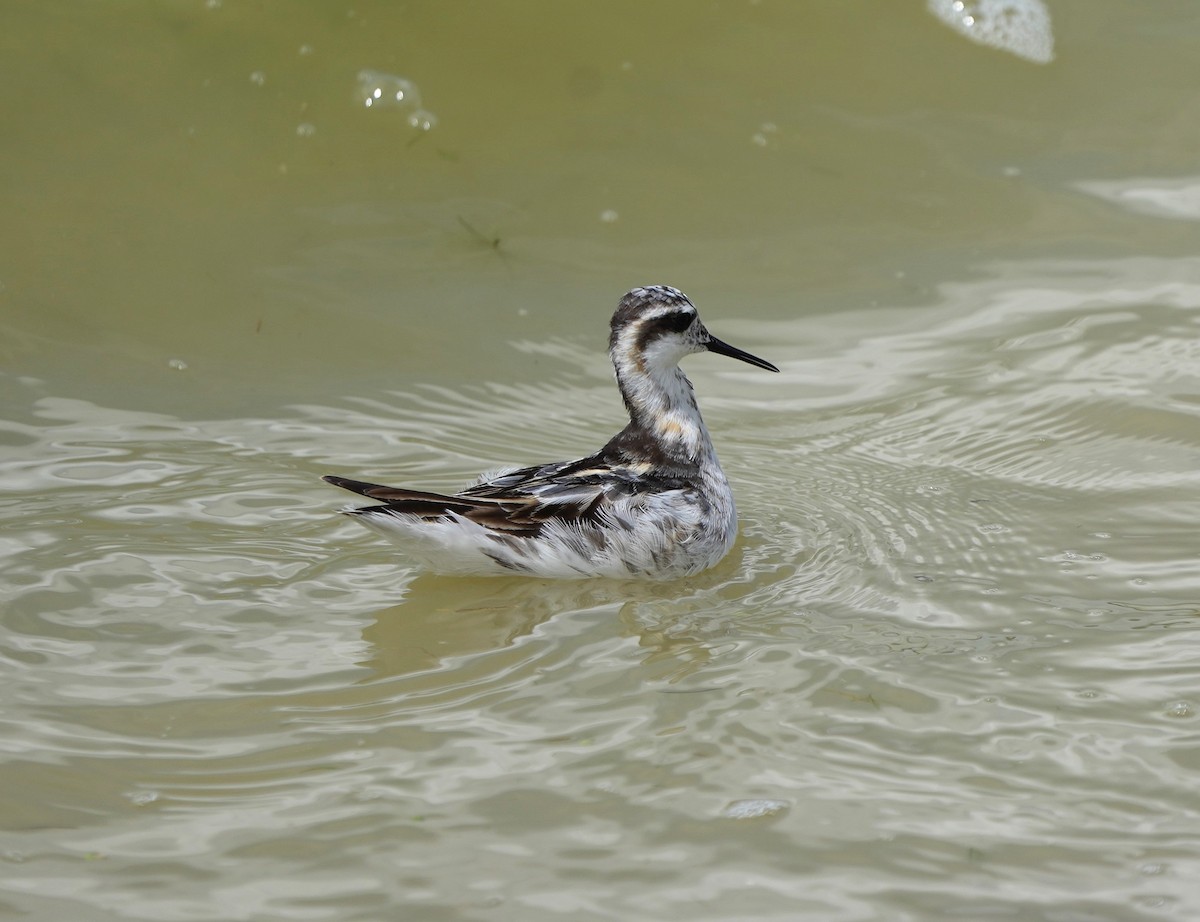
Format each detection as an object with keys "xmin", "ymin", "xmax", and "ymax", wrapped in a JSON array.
[{"xmin": 4, "ymin": 2, "xmax": 1200, "ymax": 919}]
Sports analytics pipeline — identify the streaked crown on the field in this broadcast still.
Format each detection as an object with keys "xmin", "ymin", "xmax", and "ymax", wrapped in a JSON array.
[{"xmin": 609, "ymin": 286, "xmax": 701, "ymax": 355}]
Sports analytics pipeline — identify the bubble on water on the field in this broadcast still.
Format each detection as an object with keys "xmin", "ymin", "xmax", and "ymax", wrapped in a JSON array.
[
  {"xmin": 406, "ymin": 108, "xmax": 438, "ymax": 131},
  {"xmin": 298, "ymin": 44, "xmax": 314, "ymax": 57},
  {"xmin": 723, "ymin": 799, "xmax": 789, "ymax": 819},
  {"xmin": 296, "ymin": 122, "xmax": 317, "ymax": 138},
  {"xmin": 167, "ymin": 358, "xmax": 188, "ymax": 371},
  {"xmin": 751, "ymin": 121, "xmax": 778, "ymax": 147},
  {"xmin": 125, "ymin": 790, "xmax": 159, "ymax": 806},
  {"xmin": 248, "ymin": 70, "xmax": 266, "ymax": 87},
  {"xmin": 359, "ymin": 70, "xmax": 418, "ymax": 109},
  {"xmin": 1165, "ymin": 701, "xmax": 1193, "ymax": 719},
  {"xmin": 357, "ymin": 70, "xmax": 438, "ymax": 131},
  {"xmin": 599, "ymin": 209, "xmax": 619, "ymax": 223},
  {"xmin": 926, "ymin": 0, "xmax": 1054, "ymax": 64}
]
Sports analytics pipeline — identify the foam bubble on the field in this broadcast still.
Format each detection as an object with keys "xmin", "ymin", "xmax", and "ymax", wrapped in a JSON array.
[
  {"xmin": 357, "ymin": 70, "xmax": 438, "ymax": 131},
  {"xmin": 406, "ymin": 108, "xmax": 438, "ymax": 132},
  {"xmin": 926, "ymin": 0, "xmax": 1055, "ymax": 64},
  {"xmin": 358, "ymin": 70, "xmax": 419, "ymax": 110}
]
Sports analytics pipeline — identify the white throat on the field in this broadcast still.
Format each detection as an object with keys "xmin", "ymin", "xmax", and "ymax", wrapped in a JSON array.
[{"xmin": 612, "ymin": 349, "xmax": 711, "ymax": 461}]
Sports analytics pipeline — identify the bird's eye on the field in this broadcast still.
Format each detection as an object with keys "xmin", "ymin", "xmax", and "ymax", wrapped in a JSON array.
[{"xmin": 660, "ymin": 310, "xmax": 695, "ymax": 334}]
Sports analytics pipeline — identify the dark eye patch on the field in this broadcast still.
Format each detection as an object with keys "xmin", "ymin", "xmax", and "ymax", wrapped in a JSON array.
[
  {"xmin": 658, "ymin": 310, "xmax": 695, "ymax": 334},
  {"xmin": 633, "ymin": 309, "xmax": 694, "ymax": 354}
]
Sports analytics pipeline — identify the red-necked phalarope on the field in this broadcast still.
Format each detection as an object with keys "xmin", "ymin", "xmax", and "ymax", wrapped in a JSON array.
[{"xmin": 324, "ymin": 285, "xmax": 779, "ymax": 579}]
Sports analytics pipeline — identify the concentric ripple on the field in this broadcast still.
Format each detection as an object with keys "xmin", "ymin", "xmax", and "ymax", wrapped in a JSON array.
[{"xmin": 4, "ymin": 256, "xmax": 1200, "ymax": 919}]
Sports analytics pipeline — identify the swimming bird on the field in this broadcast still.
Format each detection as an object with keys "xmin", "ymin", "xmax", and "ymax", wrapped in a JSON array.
[{"xmin": 323, "ymin": 285, "xmax": 779, "ymax": 579}]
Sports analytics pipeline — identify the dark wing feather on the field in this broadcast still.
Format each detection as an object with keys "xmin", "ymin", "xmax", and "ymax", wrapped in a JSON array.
[
  {"xmin": 323, "ymin": 430, "xmax": 696, "ymax": 540},
  {"xmin": 322, "ymin": 471, "xmax": 606, "ymax": 538},
  {"xmin": 321, "ymin": 475, "xmax": 504, "ymax": 507}
]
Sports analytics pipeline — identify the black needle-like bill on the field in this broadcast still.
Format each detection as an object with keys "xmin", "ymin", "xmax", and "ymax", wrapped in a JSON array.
[{"xmin": 705, "ymin": 335, "xmax": 780, "ymax": 373}]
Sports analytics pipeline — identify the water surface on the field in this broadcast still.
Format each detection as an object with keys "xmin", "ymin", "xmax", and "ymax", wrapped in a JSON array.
[{"xmin": 3, "ymin": 3, "xmax": 1200, "ymax": 920}]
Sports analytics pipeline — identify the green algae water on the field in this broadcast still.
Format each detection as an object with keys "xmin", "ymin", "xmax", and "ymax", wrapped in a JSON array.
[{"xmin": 3, "ymin": 2, "xmax": 1200, "ymax": 919}]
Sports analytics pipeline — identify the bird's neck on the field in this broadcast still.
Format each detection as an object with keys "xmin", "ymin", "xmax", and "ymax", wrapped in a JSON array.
[{"xmin": 614, "ymin": 359, "xmax": 713, "ymax": 462}]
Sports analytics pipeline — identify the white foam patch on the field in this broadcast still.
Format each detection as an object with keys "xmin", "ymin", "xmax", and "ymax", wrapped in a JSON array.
[{"xmin": 927, "ymin": 0, "xmax": 1055, "ymax": 64}]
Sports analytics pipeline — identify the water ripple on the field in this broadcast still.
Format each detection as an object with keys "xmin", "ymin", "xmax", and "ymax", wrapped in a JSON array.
[{"xmin": 5, "ymin": 256, "xmax": 1200, "ymax": 919}]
